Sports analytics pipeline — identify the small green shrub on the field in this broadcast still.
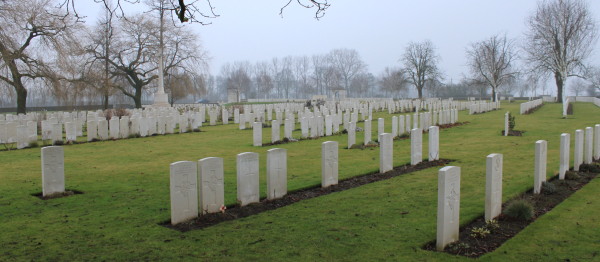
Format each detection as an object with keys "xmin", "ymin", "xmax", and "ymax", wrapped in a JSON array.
[
  {"xmin": 485, "ymin": 219, "xmax": 500, "ymax": 232},
  {"xmin": 579, "ymin": 164, "xmax": 600, "ymax": 173},
  {"xmin": 470, "ymin": 227, "xmax": 490, "ymax": 238},
  {"xmin": 542, "ymin": 181, "xmax": 556, "ymax": 195},
  {"xmin": 504, "ymin": 199, "xmax": 534, "ymax": 221},
  {"xmin": 508, "ymin": 113, "xmax": 516, "ymax": 130},
  {"xmin": 565, "ymin": 171, "xmax": 581, "ymax": 180}
]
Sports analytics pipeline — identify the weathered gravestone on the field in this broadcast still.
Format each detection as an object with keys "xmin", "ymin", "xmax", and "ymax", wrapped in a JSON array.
[
  {"xmin": 391, "ymin": 116, "xmax": 398, "ymax": 137},
  {"xmin": 379, "ymin": 133, "xmax": 393, "ymax": 173},
  {"xmin": 429, "ymin": 126, "xmax": 439, "ymax": 161},
  {"xmin": 437, "ymin": 166, "xmax": 461, "ymax": 251},
  {"xmin": 347, "ymin": 122, "xmax": 356, "ymax": 148},
  {"xmin": 584, "ymin": 127, "xmax": 593, "ymax": 164},
  {"xmin": 574, "ymin": 130, "xmax": 584, "ymax": 171},
  {"xmin": 559, "ymin": 133, "xmax": 570, "ymax": 179},
  {"xmin": 271, "ymin": 120, "xmax": 280, "ymax": 143},
  {"xmin": 119, "ymin": 117, "xmax": 129, "ymax": 138},
  {"xmin": 364, "ymin": 119, "xmax": 371, "ymax": 145},
  {"xmin": 595, "ymin": 124, "xmax": 600, "ymax": 160},
  {"xmin": 198, "ymin": 157, "xmax": 225, "ymax": 214},
  {"xmin": 485, "ymin": 154, "xmax": 502, "ymax": 221},
  {"xmin": 377, "ymin": 118, "xmax": 384, "ymax": 140},
  {"xmin": 534, "ymin": 140, "xmax": 547, "ymax": 194},
  {"xmin": 237, "ymin": 152, "xmax": 260, "ymax": 206},
  {"xmin": 87, "ymin": 120, "xmax": 98, "ymax": 142},
  {"xmin": 65, "ymin": 122, "xmax": 77, "ymax": 142},
  {"xmin": 253, "ymin": 122, "xmax": 262, "ymax": 147},
  {"xmin": 398, "ymin": 115, "xmax": 405, "ymax": 135},
  {"xmin": 267, "ymin": 148, "xmax": 287, "ymax": 200},
  {"xmin": 169, "ymin": 161, "xmax": 198, "ymax": 225},
  {"xmin": 284, "ymin": 119, "xmax": 293, "ymax": 139},
  {"xmin": 411, "ymin": 128, "xmax": 423, "ymax": 165},
  {"xmin": 504, "ymin": 112, "xmax": 509, "ymax": 136},
  {"xmin": 109, "ymin": 118, "xmax": 119, "ymax": 139},
  {"xmin": 322, "ymin": 141, "xmax": 338, "ymax": 188},
  {"xmin": 42, "ymin": 146, "xmax": 65, "ymax": 197}
]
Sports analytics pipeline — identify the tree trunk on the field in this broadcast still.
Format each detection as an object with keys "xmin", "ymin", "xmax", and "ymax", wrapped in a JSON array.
[
  {"xmin": 417, "ymin": 85, "xmax": 423, "ymax": 99},
  {"xmin": 103, "ymin": 93, "xmax": 109, "ymax": 110},
  {"xmin": 134, "ymin": 86, "xmax": 143, "ymax": 108},
  {"xmin": 16, "ymin": 83, "xmax": 27, "ymax": 114},
  {"xmin": 491, "ymin": 87, "xmax": 497, "ymax": 102},
  {"xmin": 555, "ymin": 72, "xmax": 564, "ymax": 103}
]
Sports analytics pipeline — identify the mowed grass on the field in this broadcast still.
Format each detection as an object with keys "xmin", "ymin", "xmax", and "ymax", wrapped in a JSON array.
[{"xmin": 0, "ymin": 101, "xmax": 599, "ymax": 261}]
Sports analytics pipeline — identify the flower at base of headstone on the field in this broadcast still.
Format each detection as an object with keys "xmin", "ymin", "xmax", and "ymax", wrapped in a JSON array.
[{"xmin": 219, "ymin": 205, "xmax": 227, "ymax": 213}]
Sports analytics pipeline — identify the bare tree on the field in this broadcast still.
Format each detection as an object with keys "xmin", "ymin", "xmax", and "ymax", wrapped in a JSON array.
[
  {"xmin": 466, "ymin": 34, "xmax": 518, "ymax": 101},
  {"xmin": 221, "ymin": 61, "xmax": 252, "ymax": 101},
  {"xmin": 524, "ymin": 0, "xmax": 598, "ymax": 103},
  {"xmin": 379, "ymin": 67, "xmax": 408, "ymax": 98},
  {"xmin": 585, "ymin": 66, "xmax": 600, "ymax": 93},
  {"xmin": 0, "ymin": 0, "xmax": 78, "ymax": 113},
  {"xmin": 253, "ymin": 61, "xmax": 273, "ymax": 99},
  {"xmin": 328, "ymin": 48, "xmax": 367, "ymax": 97},
  {"xmin": 569, "ymin": 78, "xmax": 587, "ymax": 96},
  {"xmin": 401, "ymin": 40, "xmax": 442, "ymax": 99}
]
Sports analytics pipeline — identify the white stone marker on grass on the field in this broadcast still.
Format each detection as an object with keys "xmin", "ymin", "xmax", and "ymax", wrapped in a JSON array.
[
  {"xmin": 595, "ymin": 124, "xmax": 600, "ymax": 160},
  {"xmin": 411, "ymin": 128, "xmax": 423, "ymax": 165},
  {"xmin": 169, "ymin": 161, "xmax": 198, "ymax": 225},
  {"xmin": 267, "ymin": 148, "xmax": 287, "ymax": 200},
  {"xmin": 377, "ymin": 118, "xmax": 384, "ymax": 140},
  {"xmin": 584, "ymin": 127, "xmax": 593, "ymax": 164},
  {"xmin": 253, "ymin": 122, "xmax": 262, "ymax": 147},
  {"xmin": 398, "ymin": 115, "xmax": 405, "ymax": 135},
  {"xmin": 485, "ymin": 154, "xmax": 502, "ymax": 221},
  {"xmin": 504, "ymin": 112, "xmax": 509, "ymax": 136},
  {"xmin": 42, "ymin": 146, "xmax": 65, "ymax": 197},
  {"xmin": 391, "ymin": 116, "xmax": 398, "ymax": 137},
  {"xmin": 237, "ymin": 152, "xmax": 260, "ymax": 206},
  {"xmin": 436, "ymin": 166, "xmax": 461, "ymax": 251},
  {"xmin": 559, "ymin": 133, "xmax": 570, "ymax": 180},
  {"xmin": 322, "ymin": 141, "xmax": 339, "ymax": 188},
  {"xmin": 109, "ymin": 118, "xmax": 119, "ymax": 139},
  {"xmin": 379, "ymin": 133, "xmax": 393, "ymax": 173},
  {"xmin": 347, "ymin": 122, "xmax": 356, "ymax": 149},
  {"xmin": 271, "ymin": 120, "xmax": 280, "ymax": 143},
  {"xmin": 198, "ymin": 157, "xmax": 225, "ymax": 214},
  {"xmin": 364, "ymin": 119, "xmax": 371, "ymax": 145},
  {"xmin": 534, "ymin": 140, "xmax": 547, "ymax": 194},
  {"xmin": 429, "ymin": 126, "xmax": 439, "ymax": 161},
  {"xmin": 284, "ymin": 118, "xmax": 293, "ymax": 139},
  {"xmin": 574, "ymin": 129, "xmax": 584, "ymax": 171},
  {"xmin": 87, "ymin": 120, "xmax": 98, "ymax": 142}
]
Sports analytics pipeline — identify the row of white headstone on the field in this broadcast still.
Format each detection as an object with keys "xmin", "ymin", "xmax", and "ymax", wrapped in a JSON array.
[
  {"xmin": 519, "ymin": 99, "xmax": 543, "ymax": 114},
  {"xmin": 436, "ymin": 123, "xmax": 600, "ymax": 251},
  {"xmin": 468, "ymin": 101, "xmax": 501, "ymax": 115}
]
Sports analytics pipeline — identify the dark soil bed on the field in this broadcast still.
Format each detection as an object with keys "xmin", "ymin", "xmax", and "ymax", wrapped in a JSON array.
[
  {"xmin": 501, "ymin": 130, "xmax": 525, "ymax": 136},
  {"xmin": 423, "ymin": 163, "xmax": 600, "ymax": 257},
  {"xmin": 31, "ymin": 189, "xmax": 84, "ymax": 200},
  {"xmin": 161, "ymin": 159, "xmax": 452, "ymax": 232}
]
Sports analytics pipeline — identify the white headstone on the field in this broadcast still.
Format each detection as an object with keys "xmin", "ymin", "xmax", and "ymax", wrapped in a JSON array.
[
  {"xmin": 198, "ymin": 157, "xmax": 225, "ymax": 214},
  {"xmin": 436, "ymin": 166, "xmax": 461, "ymax": 251},
  {"xmin": 347, "ymin": 121, "xmax": 356, "ymax": 148},
  {"xmin": 16, "ymin": 125, "xmax": 28, "ymax": 149},
  {"xmin": 97, "ymin": 120, "xmax": 108, "ymax": 140},
  {"xmin": 391, "ymin": 116, "xmax": 398, "ymax": 137},
  {"xmin": 377, "ymin": 118, "xmax": 384, "ymax": 140},
  {"xmin": 428, "ymin": 126, "xmax": 439, "ymax": 161},
  {"xmin": 398, "ymin": 115, "xmax": 405, "ymax": 135},
  {"xmin": 267, "ymin": 148, "xmax": 287, "ymax": 200},
  {"xmin": 411, "ymin": 128, "xmax": 423, "ymax": 165},
  {"xmin": 379, "ymin": 133, "xmax": 393, "ymax": 173},
  {"xmin": 119, "ymin": 118, "xmax": 129, "ymax": 138},
  {"xmin": 321, "ymin": 141, "xmax": 339, "ymax": 188},
  {"xmin": 559, "ymin": 133, "xmax": 570, "ymax": 180},
  {"xmin": 237, "ymin": 152, "xmax": 260, "ymax": 206},
  {"xmin": 534, "ymin": 140, "xmax": 547, "ymax": 194},
  {"xmin": 253, "ymin": 122, "xmax": 262, "ymax": 146},
  {"xmin": 485, "ymin": 153, "xmax": 502, "ymax": 221},
  {"xmin": 65, "ymin": 122, "xmax": 77, "ymax": 142},
  {"xmin": 87, "ymin": 120, "xmax": 98, "ymax": 142},
  {"xmin": 364, "ymin": 119, "xmax": 371, "ymax": 145},
  {"xmin": 325, "ymin": 115, "xmax": 332, "ymax": 136},
  {"xmin": 284, "ymin": 118, "xmax": 293, "ymax": 139},
  {"xmin": 271, "ymin": 120, "xmax": 280, "ymax": 143},
  {"xmin": 504, "ymin": 112, "xmax": 509, "ymax": 136},
  {"xmin": 51, "ymin": 123, "xmax": 62, "ymax": 144},
  {"xmin": 595, "ymin": 124, "xmax": 600, "ymax": 161},
  {"xmin": 169, "ymin": 161, "xmax": 198, "ymax": 225},
  {"xmin": 41, "ymin": 146, "xmax": 65, "ymax": 196},
  {"xmin": 109, "ymin": 118, "xmax": 119, "ymax": 139},
  {"xmin": 584, "ymin": 127, "xmax": 593, "ymax": 164},
  {"xmin": 574, "ymin": 129, "xmax": 584, "ymax": 171}
]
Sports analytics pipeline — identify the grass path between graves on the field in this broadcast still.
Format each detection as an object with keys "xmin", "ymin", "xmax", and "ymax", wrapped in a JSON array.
[{"xmin": 0, "ymin": 101, "xmax": 599, "ymax": 261}]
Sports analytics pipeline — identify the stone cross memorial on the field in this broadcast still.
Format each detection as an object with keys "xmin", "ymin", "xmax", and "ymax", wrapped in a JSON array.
[
  {"xmin": 437, "ymin": 166, "xmax": 461, "ymax": 251},
  {"xmin": 485, "ymin": 154, "xmax": 502, "ymax": 221},
  {"xmin": 170, "ymin": 161, "xmax": 198, "ymax": 225},
  {"xmin": 237, "ymin": 152, "xmax": 260, "ymax": 206},
  {"xmin": 198, "ymin": 157, "xmax": 225, "ymax": 214},
  {"xmin": 41, "ymin": 146, "xmax": 65, "ymax": 197},
  {"xmin": 267, "ymin": 148, "xmax": 287, "ymax": 200},
  {"xmin": 321, "ymin": 141, "xmax": 339, "ymax": 188},
  {"xmin": 534, "ymin": 140, "xmax": 547, "ymax": 194}
]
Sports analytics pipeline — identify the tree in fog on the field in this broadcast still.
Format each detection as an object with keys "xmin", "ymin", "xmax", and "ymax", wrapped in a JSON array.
[
  {"xmin": 585, "ymin": 66, "xmax": 600, "ymax": 94},
  {"xmin": 0, "ymin": 0, "xmax": 78, "ymax": 113},
  {"xmin": 379, "ymin": 67, "xmax": 408, "ymax": 98},
  {"xmin": 253, "ymin": 61, "xmax": 273, "ymax": 99},
  {"xmin": 221, "ymin": 61, "xmax": 252, "ymax": 101},
  {"xmin": 524, "ymin": 0, "xmax": 598, "ymax": 103},
  {"xmin": 466, "ymin": 34, "xmax": 518, "ymax": 101},
  {"xmin": 401, "ymin": 40, "xmax": 442, "ymax": 99},
  {"xmin": 328, "ymin": 48, "xmax": 367, "ymax": 97},
  {"xmin": 569, "ymin": 78, "xmax": 587, "ymax": 96}
]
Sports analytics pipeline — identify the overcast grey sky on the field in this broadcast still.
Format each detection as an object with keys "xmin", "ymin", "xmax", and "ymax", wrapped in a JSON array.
[{"xmin": 80, "ymin": 0, "xmax": 600, "ymax": 94}]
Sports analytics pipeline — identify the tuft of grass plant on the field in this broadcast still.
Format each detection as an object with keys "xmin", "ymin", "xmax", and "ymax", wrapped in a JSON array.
[
  {"xmin": 565, "ymin": 171, "xmax": 581, "ymax": 180},
  {"xmin": 542, "ymin": 181, "xmax": 557, "ymax": 195},
  {"xmin": 504, "ymin": 199, "xmax": 534, "ymax": 221}
]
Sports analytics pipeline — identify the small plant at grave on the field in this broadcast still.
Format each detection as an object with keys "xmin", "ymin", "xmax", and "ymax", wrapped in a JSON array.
[
  {"xmin": 565, "ymin": 171, "xmax": 581, "ymax": 180},
  {"xmin": 470, "ymin": 226, "xmax": 491, "ymax": 239},
  {"xmin": 447, "ymin": 242, "xmax": 470, "ymax": 252},
  {"xmin": 579, "ymin": 164, "xmax": 600, "ymax": 173},
  {"xmin": 504, "ymin": 199, "xmax": 534, "ymax": 221},
  {"xmin": 485, "ymin": 219, "xmax": 500, "ymax": 232},
  {"xmin": 28, "ymin": 141, "xmax": 39, "ymax": 148},
  {"xmin": 508, "ymin": 113, "xmax": 516, "ymax": 130},
  {"xmin": 541, "ymin": 181, "xmax": 557, "ymax": 195}
]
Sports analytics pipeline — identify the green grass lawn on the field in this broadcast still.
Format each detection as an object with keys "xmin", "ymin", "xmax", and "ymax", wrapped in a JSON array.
[{"xmin": 0, "ymin": 101, "xmax": 598, "ymax": 261}]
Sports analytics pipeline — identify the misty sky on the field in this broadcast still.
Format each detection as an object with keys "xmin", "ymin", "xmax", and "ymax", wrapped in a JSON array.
[{"xmin": 80, "ymin": 0, "xmax": 600, "ymax": 95}]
